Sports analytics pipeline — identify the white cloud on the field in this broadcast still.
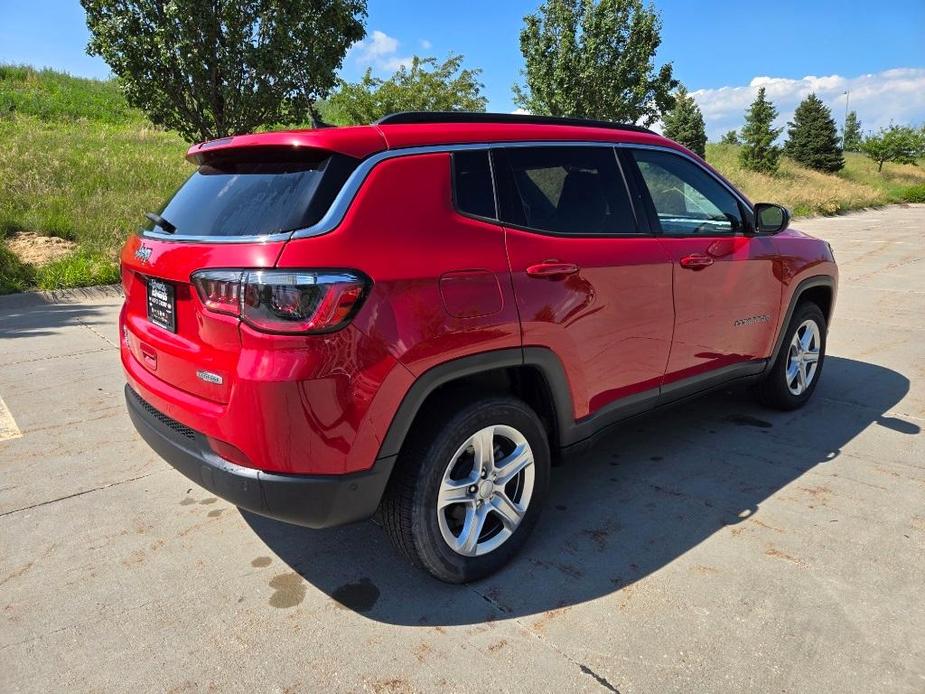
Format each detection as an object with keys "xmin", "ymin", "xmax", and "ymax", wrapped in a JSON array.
[
  {"xmin": 349, "ymin": 30, "xmax": 413, "ymax": 73},
  {"xmin": 420, "ymin": 39, "xmax": 432, "ymax": 50},
  {"xmin": 690, "ymin": 67, "xmax": 925, "ymax": 141}
]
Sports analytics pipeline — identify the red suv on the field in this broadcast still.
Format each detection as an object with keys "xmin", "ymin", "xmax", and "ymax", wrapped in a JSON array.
[{"xmin": 121, "ymin": 112, "xmax": 837, "ymax": 582}]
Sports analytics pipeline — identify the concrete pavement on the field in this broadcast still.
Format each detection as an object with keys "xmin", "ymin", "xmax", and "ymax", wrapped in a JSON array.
[{"xmin": 1, "ymin": 206, "xmax": 923, "ymax": 692}]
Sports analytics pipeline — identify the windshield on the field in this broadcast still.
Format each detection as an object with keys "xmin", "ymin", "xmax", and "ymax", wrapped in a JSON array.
[{"xmin": 144, "ymin": 153, "xmax": 356, "ymax": 237}]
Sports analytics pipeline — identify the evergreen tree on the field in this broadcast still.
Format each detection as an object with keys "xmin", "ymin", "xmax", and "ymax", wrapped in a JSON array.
[
  {"xmin": 843, "ymin": 111, "xmax": 862, "ymax": 151},
  {"xmin": 720, "ymin": 130, "xmax": 739, "ymax": 145},
  {"xmin": 661, "ymin": 86, "xmax": 707, "ymax": 158},
  {"xmin": 784, "ymin": 93, "xmax": 844, "ymax": 172},
  {"xmin": 739, "ymin": 87, "xmax": 783, "ymax": 173}
]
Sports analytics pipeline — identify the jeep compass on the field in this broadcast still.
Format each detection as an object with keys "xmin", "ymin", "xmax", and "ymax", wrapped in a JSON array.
[{"xmin": 120, "ymin": 112, "xmax": 838, "ymax": 582}]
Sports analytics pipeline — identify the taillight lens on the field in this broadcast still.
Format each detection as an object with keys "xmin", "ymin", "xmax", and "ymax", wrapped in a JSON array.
[
  {"xmin": 191, "ymin": 270, "xmax": 243, "ymax": 315},
  {"xmin": 191, "ymin": 269, "xmax": 368, "ymax": 334}
]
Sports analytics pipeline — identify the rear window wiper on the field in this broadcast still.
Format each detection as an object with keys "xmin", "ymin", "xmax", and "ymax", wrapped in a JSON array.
[{"xmin": 145, "ymin": 211, "xmax": 176, "ymax": 234}]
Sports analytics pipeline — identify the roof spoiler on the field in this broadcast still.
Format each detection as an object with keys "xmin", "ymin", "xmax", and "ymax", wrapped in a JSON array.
[{"xmin": 186, "ymin": 128, "xmax": 388, "ymax": 164}]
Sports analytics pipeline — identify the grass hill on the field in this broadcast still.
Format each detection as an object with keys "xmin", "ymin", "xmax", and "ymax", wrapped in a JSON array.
[
  {"xmin": 0, "ymin": 66, "xmax": 190, "ymax": 293},
  {"xmin": 2, "ymin": 65, "xmax": 924, "ymax": 294},
  {"xmin": 707, "ymin": 144, "xmax": 925, "ymax": 217}
]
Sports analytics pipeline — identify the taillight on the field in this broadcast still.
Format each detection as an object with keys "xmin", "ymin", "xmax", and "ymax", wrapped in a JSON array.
[
  {"xmin": 191, "ymin": 269, "xmax": 368, "ymax": 334},
  {"xmin": 191, "ymin": 270, "xmax": 243, "ymax": 315}
]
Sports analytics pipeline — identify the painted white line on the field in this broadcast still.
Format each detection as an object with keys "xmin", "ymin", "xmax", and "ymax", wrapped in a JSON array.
[{"xmin": 0, "ymin": 394, "xmax": 22, "ymax": 442}]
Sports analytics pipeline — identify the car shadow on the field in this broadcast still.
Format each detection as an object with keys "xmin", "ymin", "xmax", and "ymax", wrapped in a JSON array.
[
  {"xmin": 242, "ymin": 355, "xmax": 917, "ymax": 625},
  {"xmin": 0, "ymin": 300, "xmax": 116, "ymax": 340}
]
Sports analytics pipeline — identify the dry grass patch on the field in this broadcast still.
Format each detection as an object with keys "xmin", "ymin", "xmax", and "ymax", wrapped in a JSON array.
[
  {"xmin": 707, "ymin": 144, "xmax": 886, "ymax": 216},
  {"xmin": 6, "ymin": 231, "xmax": 76, "ymax": 265}
]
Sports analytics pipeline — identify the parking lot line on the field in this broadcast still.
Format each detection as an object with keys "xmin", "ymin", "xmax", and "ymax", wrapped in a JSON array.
[{"xmin": 0, "ymin": 393, "xmax": 22, "ymax": 441}]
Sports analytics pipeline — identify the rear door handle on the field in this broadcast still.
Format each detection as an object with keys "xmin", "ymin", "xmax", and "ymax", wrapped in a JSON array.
[
  {"xmin": 679, "ymin": 253, "xmax": 714, "ymax": 270},
  {"xmin": 526, "ymin": 262, "xmax": 580, "ymax": 279},
  {"xmin": 139, "ymin": 343, "xmax": 158, "ymax": 370}
]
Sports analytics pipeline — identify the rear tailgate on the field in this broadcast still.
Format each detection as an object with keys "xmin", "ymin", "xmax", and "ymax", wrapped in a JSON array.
[
  {"xmin": 121, "ymin": 235, "xmax": 285, "ymax": 403},
  {"xmin": 119, "ymin": 140, "xmax": 375, "ymax": 404}
]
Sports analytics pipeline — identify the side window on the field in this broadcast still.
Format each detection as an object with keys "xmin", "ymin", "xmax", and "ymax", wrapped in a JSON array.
[
  {"xmin": 631, "ymin": 149, "xmax": 743, "ymax": 235},
  {"xmin": 495, "ymin": 146, "xmax": 637, "ymax": 235},
  {"xmin": 452, "ymin": 150, "xmax": 496, "ymax": 219}
]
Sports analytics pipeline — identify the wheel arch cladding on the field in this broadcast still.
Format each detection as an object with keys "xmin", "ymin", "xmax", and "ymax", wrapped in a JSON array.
[
  {"xmin": 799, "ymin": 283, "xmax": 834, "ymax": 324},
  {"xmin": 375, "ymin": 348, "xmax": 574, "ymax": 461},
  {"xmin": 766, "ymin": 275, "xmax": 835, "ymax": 373}
]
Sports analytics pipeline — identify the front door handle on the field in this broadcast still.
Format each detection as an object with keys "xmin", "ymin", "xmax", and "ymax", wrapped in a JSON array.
[
  {"xmin": 679, "ymin": 253, "xmax": 714, "ymax": 270},
  {"xmin": 526, "ymin": 262, "xmax": 580, "ymax": 279}
]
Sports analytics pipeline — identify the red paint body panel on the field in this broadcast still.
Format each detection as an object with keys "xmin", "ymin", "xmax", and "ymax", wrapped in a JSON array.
[
  {"xmin": 505, "ymin": 230, "xmax": 674, "ymax": 419},
  {"xmin": 376, "ymin": 122, "xmax": 674, "ymax": 151},
  {"xmin": 660, "ymin": 234, "xmax": 782, "ymax": 382},
  {"xmin": 277, "ymin": 153, "xmax": 521, "ymax": 378},
  {"xmin": 122, "ymin": 121, "xmax": 838, "ymax": 490},
  {"xmin": 771, "ymin": 227, "xmax": 839, "ymax": 331},
  {"xmin": 187, "ymin": 122, "xmax": 690, "ymax": 162},
  {"xmin": 120, "ymin": 235, "xmax": 286, "ymax": 404}
]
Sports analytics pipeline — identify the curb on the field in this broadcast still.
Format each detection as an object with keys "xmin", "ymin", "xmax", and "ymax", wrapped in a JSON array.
[{"xmin": 0, "ymin": 284, "xmax": 123, "ymax": 310}]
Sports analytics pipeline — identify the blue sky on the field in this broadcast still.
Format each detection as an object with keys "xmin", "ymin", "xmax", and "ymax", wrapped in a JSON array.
[{"xmin": 2, "ymin": 0, "xmax": 924, "ymax": 137}]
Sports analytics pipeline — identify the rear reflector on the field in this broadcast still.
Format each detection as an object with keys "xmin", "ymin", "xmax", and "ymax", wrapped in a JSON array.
[
  {"xmin": 206, "ymin": 436, "xmax": 253, "ymax": 469},
  {"xmin": 191, "ymin": 269, "xmax": 368, "ymax": 334}
]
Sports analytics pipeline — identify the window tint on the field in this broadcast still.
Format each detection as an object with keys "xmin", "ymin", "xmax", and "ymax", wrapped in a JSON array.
[
  {"xmin": 631, "ymin": 149, "xmax": 743, "ymax": 235},
  {"xmin": 452, "ymin": 150, "xmax": 496, "ymax": 219},
  {"xmin": 144, "ymin": 153, "xmax": 357, "ymax": 237},
  {"xmin": 497, "ymin": 147, "xmax": 636, "ymax": 235}
]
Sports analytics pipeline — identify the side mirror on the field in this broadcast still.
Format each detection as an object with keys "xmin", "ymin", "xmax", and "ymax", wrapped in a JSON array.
[{"xmin": 753, "ymin": 203, "xmax": 790, "ymax": 234}]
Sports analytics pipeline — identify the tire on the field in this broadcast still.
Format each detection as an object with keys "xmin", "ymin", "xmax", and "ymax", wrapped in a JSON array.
[
  {"xmin": 381, "ymin": 395, "xmax": 551, "ymax": 583},
  {"xmin": 756, "ymin": 301, "xmax": 827, "ymax": 410}
]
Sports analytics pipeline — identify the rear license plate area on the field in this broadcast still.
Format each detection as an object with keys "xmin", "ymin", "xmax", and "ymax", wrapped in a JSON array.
[{"xmin": 147, "ymin": 278, "xmax": 176, "ymax": 332}]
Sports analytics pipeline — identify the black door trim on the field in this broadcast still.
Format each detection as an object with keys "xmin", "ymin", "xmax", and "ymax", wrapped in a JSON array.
[{"xmin": 376, "ymin": 346, "xmax": 769, "ymax": 462}]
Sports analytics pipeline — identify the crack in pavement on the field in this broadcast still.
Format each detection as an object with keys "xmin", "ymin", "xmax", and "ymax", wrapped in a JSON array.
[
  {"xmin": 465, "ymin": 582, "xmax": 624, "ymax": 693},
  {"xmin": 1, "ymin": 346, "xmax": 113, "ymax": 367},
  {"xmin": 0, "ymin": 473, "xmax": 153, "ymax": 518},
  {"xmin": 75, "ymin": 314, "xmax": 119, "ymax": 349}
]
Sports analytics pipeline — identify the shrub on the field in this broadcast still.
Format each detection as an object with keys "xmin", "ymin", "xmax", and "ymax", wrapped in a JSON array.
[
  {"xmin": 0, "ymin": 238, "xmax": 36, "ymax": 294},
  {"xmin": 899, "ymin": 183, "xmax": 925, "ymax": 203},
  {"xmin": 33, "ymin": 249, "xmax": 120, "ymax": 290}
]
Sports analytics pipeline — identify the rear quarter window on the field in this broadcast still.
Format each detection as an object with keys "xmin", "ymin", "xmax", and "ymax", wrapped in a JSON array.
[
  {"xmin": 144, "ymin": 152, "xmax": 357, "ymax": 238},
  {"xmin": 452, "ymin": 150, "xmax": 497, "ymax": 220}
]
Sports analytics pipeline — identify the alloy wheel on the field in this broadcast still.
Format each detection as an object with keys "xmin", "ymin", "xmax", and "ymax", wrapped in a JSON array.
[
  {"xmin": 786, "ymin": 319, "xmax": 821, "ymax": 396},
  {"xmin": 436, "ymin": 425, "xmax": 535, "ymax": 557}
]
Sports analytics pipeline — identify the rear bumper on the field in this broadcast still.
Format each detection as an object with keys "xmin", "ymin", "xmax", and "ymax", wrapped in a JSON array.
[{"xmin": 125, "ymin": 385, "xmax": 395, "ymax": 528}]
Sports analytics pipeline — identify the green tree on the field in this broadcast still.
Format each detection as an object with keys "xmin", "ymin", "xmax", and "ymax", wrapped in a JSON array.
[
  {"xmin": 81, "ymin": 0, "xmax": 367, "ymax": 142},
  {"xmin": 843, "ymin": 111, "xmax": 862, "ymax": 151},
  {"xmin": 739, "ymin": 87, "xmax": 783, "ymax": 174},
  {"xmin": 719, "ymin": 130, "xmax": 740, "ymax": 145},
  {"xmin": 661, "ymin": 86, "xmax": 706, "ymax": 157},
  {"xmin": 322, "ymin": 54, "xmax": 487, "ymax": 125},
  {"xmin": 784, "ymin": 93, "xmax": 844, "ymax": 173},
  {"xmin": 861, "ymin": 125, "xmax": 925, "ymax": 172},
  {"xmin": 514, "ymin": 0, "xmax": 677, "ymax": 126}
]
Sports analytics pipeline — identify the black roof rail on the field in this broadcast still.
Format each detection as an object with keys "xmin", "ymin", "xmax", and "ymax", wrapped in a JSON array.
[{"xmin": 375, "ymin": 111, "xmax": 655, "ymax": 134}]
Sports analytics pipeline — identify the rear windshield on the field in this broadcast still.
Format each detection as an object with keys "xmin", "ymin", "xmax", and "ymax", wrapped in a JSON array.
[{"xmin": 144, "ymin": 152, "xmax": 357, "ymax": 237}]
